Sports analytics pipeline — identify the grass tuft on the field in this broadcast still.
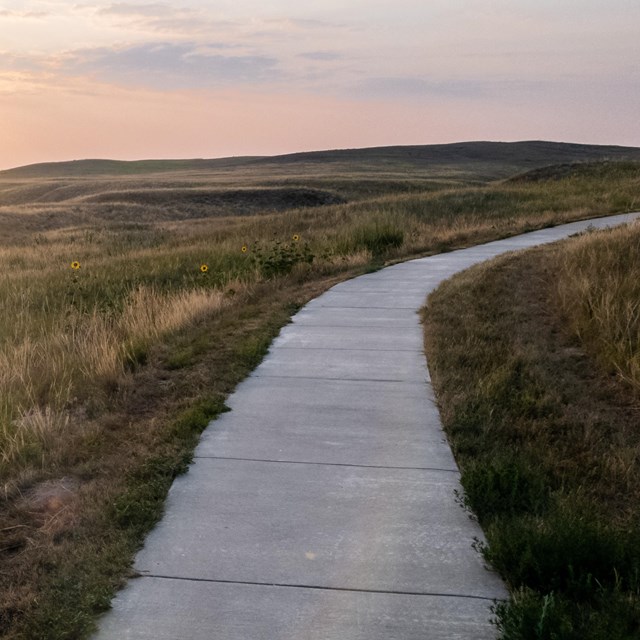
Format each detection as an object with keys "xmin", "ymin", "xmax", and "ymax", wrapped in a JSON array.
[{"xmin": 340, "ymin": 217, "xmax": 405, "ymax": 256}]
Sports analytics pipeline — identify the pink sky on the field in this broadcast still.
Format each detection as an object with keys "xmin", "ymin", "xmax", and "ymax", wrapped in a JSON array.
[{"xmin": 1, "ymin": 1, "xmax": 639, "ymax": 170}]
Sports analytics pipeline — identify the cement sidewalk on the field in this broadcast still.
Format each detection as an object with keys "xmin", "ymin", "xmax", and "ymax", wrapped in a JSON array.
[{"xmin": 95, "ymin": 212, "xmax": 639, "ymax": 639}]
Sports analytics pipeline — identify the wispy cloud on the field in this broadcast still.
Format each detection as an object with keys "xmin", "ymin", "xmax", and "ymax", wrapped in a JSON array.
[
  {"xmin": 353, "ymin": 74, "xmax": 579, "ymax": 102},
  {"xmin": 0, "ymin": 51, "xmax": 46, "ymax": 73},
  {"xmin": 298, "ymin": 51, "xmax": 343, "ymax": 61},
  {"xmin": 0, "ymin": 9, "xmax": 48, "ymax": 18},
  {"xmin": 98, "ymin": 3, "xmax": 173, "ymax": 17},
  {"xmin": 358, "ymin": 76, "xmax": 490, "ymax": 99},
  {"xmin": 90, "ymin": 5, "xmax": 349, "ymax": 41},
  {"xmin": 59, "ymin": 42, "xmax": 281, "ymax": 89},
  {"xmin": 88, "ymin": 3, "xmax": 239, "ymax": 39}
]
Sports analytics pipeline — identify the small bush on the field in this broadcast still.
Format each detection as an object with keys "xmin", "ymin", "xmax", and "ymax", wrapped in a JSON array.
[{"xmin": 493, "ymin": 589, "xmax": 574, "ymax": 640}]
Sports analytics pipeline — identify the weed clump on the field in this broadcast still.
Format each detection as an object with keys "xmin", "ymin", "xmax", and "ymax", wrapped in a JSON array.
[{"xmin": 247, "ymin": 235, "xmax": 314, "ymax": 278}]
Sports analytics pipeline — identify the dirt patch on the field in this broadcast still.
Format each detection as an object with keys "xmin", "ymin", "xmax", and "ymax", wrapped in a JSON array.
[{"xmin": 20, "ymin": 477, "xmax": 80, "ymax": 518}]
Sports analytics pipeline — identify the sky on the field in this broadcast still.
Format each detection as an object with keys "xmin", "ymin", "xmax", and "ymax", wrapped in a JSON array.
[{"xmin": 1, "ymin": 0, "xmax": 639, "ymax": 169}]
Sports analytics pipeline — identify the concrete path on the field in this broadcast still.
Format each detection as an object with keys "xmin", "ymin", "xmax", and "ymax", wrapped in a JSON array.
[{"xmin": 95, "ymin": 212, "xmax": 639, "ymax": 640}]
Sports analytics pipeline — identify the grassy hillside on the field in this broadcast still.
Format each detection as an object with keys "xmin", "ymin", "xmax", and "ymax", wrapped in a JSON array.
[
  {"xmin": 2, "ymin": 147, "xmax": 640, "ymax": 243},
  {"xmin": 0, "ymin": 157, "xmax": 265, "ymax": 178},
  {"xmin": 423, "ymin": 222, "xmax": 640, "ymax": 639},
  {"xmin": 0, "ymin": 147, "xmax": 639, "ymax": 638},
  {"xmin": 4, "ymin": 140, "xmax": 640, "ymax": 180},
  {"xmin": 254, "ymin": 140, "xmax": 640, "ymax": 176}
]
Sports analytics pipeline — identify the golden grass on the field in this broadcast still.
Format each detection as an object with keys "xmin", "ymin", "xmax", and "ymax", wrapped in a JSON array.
[
  {"xmin": 555, "ymin": 220, "xmax": 640, "ymax": 393},
  {"xmin": 0, "ymin": 284, "xmax": 234, "ymax": 479}
]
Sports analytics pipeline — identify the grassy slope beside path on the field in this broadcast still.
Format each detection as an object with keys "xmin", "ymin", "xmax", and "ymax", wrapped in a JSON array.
[
  {"xmin": 423, "ymin": 223, "xmax": 640, "ymax": 639},
  {"xmin": 0, "ymin": 274, "xmax": 348, "ymax": 639}
]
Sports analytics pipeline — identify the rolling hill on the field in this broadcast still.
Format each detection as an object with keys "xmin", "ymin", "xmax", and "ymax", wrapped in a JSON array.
[{"xmin": 3, "ymin": 140, "xmax": 640, "ymax": 181}]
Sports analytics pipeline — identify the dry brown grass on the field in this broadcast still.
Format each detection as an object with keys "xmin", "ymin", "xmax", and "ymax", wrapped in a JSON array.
[
  {"xmin": 0, "ymin": 283, "xmax": 235, "ymax": 484},
  {"xmin": 556, "ymin": 220, "xmax": 640, "ymax": 393}
]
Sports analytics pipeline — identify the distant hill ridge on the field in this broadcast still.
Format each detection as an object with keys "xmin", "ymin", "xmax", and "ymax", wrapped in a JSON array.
[{"xmin": 3, "ymin": 141, "xmax": 640, "ymax": 179}]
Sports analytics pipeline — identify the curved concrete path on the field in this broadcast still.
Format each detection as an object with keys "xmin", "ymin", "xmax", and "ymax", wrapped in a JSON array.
[{"xmin": 95, "ymin": 212, "xmax": 639, "ymax": 640}]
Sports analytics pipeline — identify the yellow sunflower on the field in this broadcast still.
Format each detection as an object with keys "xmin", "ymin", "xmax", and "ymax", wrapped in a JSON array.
[
  {"xmin": 200, "ymin": 264, "xmax": 209, "ymax": 273},
  {"xmin": 241, "ymin": 245, "xmax": 248, "ymax": 253},
  {"xmin": 292, "ymin": 234, "xmax": 300, "ymax": 242},
  {"xmin": 71, "ymin": 261, "xmax": 81, "ymax": 270}
]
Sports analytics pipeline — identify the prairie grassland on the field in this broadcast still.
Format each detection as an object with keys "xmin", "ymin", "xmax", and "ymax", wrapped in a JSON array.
[
  {"xmin": 423, "ymin": 221, "xmax": 640, "ymax": 639},
  {"xmin": 0, "ymin": 158, "xmax": 639, "ymax": 638},
  {"xmin": 1, "ymin": 161, "xmax": 639, "ymax": 487}
]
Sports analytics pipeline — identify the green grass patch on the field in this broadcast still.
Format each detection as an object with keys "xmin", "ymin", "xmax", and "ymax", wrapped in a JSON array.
[{"xmin": 337, "ymin": 217, "xmax": 405, "ymax": 256}]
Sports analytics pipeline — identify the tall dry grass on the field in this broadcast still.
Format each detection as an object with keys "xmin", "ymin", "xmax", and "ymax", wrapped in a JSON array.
[
  {"xmin": 556, "ymin": 220, "xmax": 640, "ymax": 393},
  {"xmin": 0, "ymin": 283, "xmax": 233, "ymax": 475}
]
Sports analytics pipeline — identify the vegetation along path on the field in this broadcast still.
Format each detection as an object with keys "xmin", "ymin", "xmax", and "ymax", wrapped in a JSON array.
[{"xmin": 94, "ymin": 211, "xmax": 639, "ymax": 640}]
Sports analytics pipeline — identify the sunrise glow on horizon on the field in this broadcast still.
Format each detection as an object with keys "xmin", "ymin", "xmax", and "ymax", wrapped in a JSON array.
[{"xmin": 1, "ymin": 1, "xmax": 639, "ymax": 170}]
